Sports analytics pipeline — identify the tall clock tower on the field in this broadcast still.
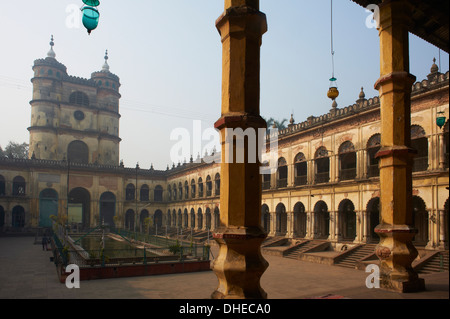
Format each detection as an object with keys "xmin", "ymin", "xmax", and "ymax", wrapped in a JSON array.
[{"xmin": 28, "ymin": 37, "xmax": 121, "ymax": 166}]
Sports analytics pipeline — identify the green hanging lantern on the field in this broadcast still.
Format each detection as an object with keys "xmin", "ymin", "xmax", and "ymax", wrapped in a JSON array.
[
  {"xmin": 82, "ymin": 0, "xmax": 100, "ymax": 6},
  {"xmin": 81, "ymin": 0, "xmax": 100, "ymax": 35},
  {"xmin": 82, "ymin": 6, "xmax": 100, "ymax": 34},
  {"xmin": 436, "ymin": 111, "xmax": 446, "ymax": 129}
]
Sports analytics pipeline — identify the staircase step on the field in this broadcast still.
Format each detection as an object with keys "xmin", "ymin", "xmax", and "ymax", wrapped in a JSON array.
[
  {"xmin": 417, "ymin": 252, "xmax": 449, "ymax": 274},
  {"xmin": 334, "ymin": 244, "xmax": 377, "ymax": 269}
]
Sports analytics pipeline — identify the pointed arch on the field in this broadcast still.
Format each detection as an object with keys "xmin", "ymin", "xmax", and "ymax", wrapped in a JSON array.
[{"xmin": 293, "ymin": 202, "xmax": 307, "ymax": 238}]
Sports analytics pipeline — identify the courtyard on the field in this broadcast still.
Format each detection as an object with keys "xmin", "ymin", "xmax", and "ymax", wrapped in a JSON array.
[{"xmin": 0, "ymin": 236, "xmax": 447, "ymax": 300}]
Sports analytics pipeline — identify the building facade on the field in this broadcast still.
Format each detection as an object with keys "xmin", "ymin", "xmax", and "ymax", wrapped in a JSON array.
[{"xmin": 0, "ymin": 43, "xmax": 448, "ymax": 251}]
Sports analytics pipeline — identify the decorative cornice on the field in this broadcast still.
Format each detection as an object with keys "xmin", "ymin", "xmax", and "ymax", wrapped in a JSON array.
[
  {"xmin": 277, "ymin": 71, "xmax": 449, "ymax": 140},
  {"xmin": 0, "ymin": 157, "xmax": 166, "ymax": 178},
  {"xmin": 33, "ymin": 57, "xmax": 67, "ymax": 73},
  {"xmin": 27, "ymin": 126, "xmax": 122, "ymax": 143}
]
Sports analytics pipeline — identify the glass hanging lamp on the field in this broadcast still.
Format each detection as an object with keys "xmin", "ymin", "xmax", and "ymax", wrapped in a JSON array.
[
  {"xmin": 81, "ymin": 0, "xmax": 100, "ymax": 35},
  {"xmin": 327, "ymin": 0, "xmax": 339, "ymax": 103},
  {"xmin": 327, "ymin": 77, "xmax": 339, "ymax": 101},
  {"xmin": 436, "ymin": 111, "xmax": 446, "ymax": 129}
]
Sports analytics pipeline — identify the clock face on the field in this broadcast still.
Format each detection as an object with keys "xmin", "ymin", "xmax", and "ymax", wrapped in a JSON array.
[{"xmin": 74, "ymin": 110, "xmax": 85, "ymax": 121}]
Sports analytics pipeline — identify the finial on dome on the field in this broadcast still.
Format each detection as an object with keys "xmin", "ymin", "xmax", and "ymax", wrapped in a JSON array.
[
  {"xmin": 430, "ymin": 57, "xmax": 439, "ymax": 74},
  {"xmin": 47, "ymin": 35, "xmax": 56, "ymax": 59},
  {"xmin": 102, "ymin": 49, "xmax": 110, "ymax": 72},
  {"xmin": 359, "ymin": 87, "xmax": 366, "ymax": 99},
  {"xmin": 332, "ymin": 99, "xmax": 338, "ymax": 109},
  {"xmin": 289, "ymin": 114, "xmax": 295, "ymax": 125}
]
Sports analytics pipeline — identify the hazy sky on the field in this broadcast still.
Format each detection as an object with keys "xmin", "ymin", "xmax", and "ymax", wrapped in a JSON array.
[{"xmin": 0, "ymin": 0, "xmax": 448, "ymax": 170}]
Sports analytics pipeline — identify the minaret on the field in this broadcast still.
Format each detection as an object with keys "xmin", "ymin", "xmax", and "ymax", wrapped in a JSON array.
[
  {"xmin": 90, "ymin": 50, "xmax": 122, "ymax": 166},
  {"xmin": 28, "ymin": 36, "xmax": 67, "ymax": 160}
]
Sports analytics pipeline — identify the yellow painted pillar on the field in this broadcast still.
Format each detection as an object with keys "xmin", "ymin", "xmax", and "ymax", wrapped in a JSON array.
[
  {"xmin": 374, "ymin": 0, "xmax": 425, "ymax": 292},
  {"xmin": 212, "ymin": 0, "xmax": 269, "ymax": 299}
]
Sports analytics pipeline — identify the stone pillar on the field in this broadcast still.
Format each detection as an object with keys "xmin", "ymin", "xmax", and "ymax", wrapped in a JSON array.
[
  {"xmin": 307, "ymin": 212, "xmax": 313, "ymax": 239},
  {"xmin": 333, "ymin": 211, "xmax": 340, "ymax": 242},
  {"xmin": 362, "ymin": 210, "xmax": 369, "ymax": 243},
  {"xmin": 330, "ymin": 154, "xmax": 338, "ymax": 183},
  {"xmin": 425, "ymin": 209, "xmax": 434, "ymax": 250},
  {"xmin": 212, "ymin": 0, "xmax": 268, "ymax": 299},
  {"xmin": 269, "ymin": 212, "xmax": 276, "ymax": 237},
  {"xmin": 287, "ymin": 211, "xmax": 294, "ymax": 238},
  {"xmin": 438, "ymin": 209, "xmax": 446, "ymax": 249},
  {"xmin": 374, "ymin": 0, "xmax": 425, "ymax": 293},
  {"xmin": 438, "ymin": 133, "xmax": 446, "ymax": 169}
]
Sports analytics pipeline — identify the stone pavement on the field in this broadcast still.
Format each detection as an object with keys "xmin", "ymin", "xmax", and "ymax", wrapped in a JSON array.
[{"xmin": 0, "ymin": 236, "xmax": 448, "ymax": 299}]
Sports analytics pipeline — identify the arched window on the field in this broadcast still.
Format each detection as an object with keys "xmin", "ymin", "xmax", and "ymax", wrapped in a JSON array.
[
  {"xmin": 12, "ymin": 176, "xmax": 26, "ymax": 196},
  {"xmin": 172, "ymin": 184, "xmax": 177, "ymax": 201},
  {"xmin": 68, "ymin": 140, "xmax": 89, "ymax": 164},
  {"xmin": 190, "ymin": 208, "xmax": 195, "ymax": 228},
  {"xmin": 177, "ymin": 209, "xmax": 182, "ymax": 227},
  {"xmin": 206, "ymin": 176, "xmax": 212, "ymax": 197},
  {"xmin": 214, "ymin": 207, "xmax": 220, "ymax": 230},
  {"xmin": 168, "ymin": 185, "xmax": 172, "ymax": 201},
  {"xmin": 198, "ymin": 178, "xmax": 204, "ymax": 198},
  {"xmin": 178, "ymin": 182, "xmax": 183, "ymax": 200},
  {"xmin": 412, "ymin": 196, "xmax": 428, "ymax": 245},
  {"xmin": 275, "ymin": 203, "xmax": 287, "ymax": 234},
  {"xmin": 338, "ymin": 199, "xmax": 356, "ymax": 240},
  {"xmin": 0, "ymin": 175, "xmax": 6, "ymax": 196},
  {"xmin": 197, "ymin": 208, "xmax": 203, "ymax": 229},
  {"xmin": 166, "ymin": 209, "xmax": 171, "ymax": 227},
  {"xmin": 140, "ymin": 209, "xmax": 149, "ymax": 232},
  {"xmin": 154, "ymin": 185, "xmax": 163, "ymax": 202},
  {"xmin": 69, "ymin": 91, "xmax": 90, "ymax": 107},
  {"xmin": 315, "ymin": 147, "xmax": 330, "ymax": 184},
  {"xmin": 154, "ymin": 210, "xmax": 163, "ymax": 230},
  {"xmin": 367, "ymin": 134, "xmax": 381, "ymax": 177},
  {"xmin": 69, "ymin": 187, "xmax": 91, "ymax": 229},
  {"xmin": 411, "ymin": 125, "xmax": 428, "ymax": 172},
  {"xmin": 140, "ymin": 184, "xmax": 149, "ymax": 201},
  {"xmin": 184, "ymin": 181, "xmax": 189, "ymax": 200},
  {"xmin": 215, "ymin": 173, "xmax": 221, "ymax": 196},
  {"xmin": 191, "ymin": 179, "xmax": 196, "ymax": 199},
  {"xmin": 366, "ymin": 197, "xmax": 380, "ymax": 242},
  {"xmin": 338, "ymin": 141, "xmax": 356, "ymax": 181},
  {"xmin": 172, "ymin": 209, "xmax": 177, "ymax": 227},
  {"xmin": 100, "ymin": 192, "xmax": 116, "ymax": 227},
  {"xmin": 12, "ymin": 206, "xmax": 25, "ymax": 228},
  {"xmin": 184, "ymin": 209, "xmax": 189, "ymax": 228},
  {"xmin": 277, "ymin": 158, "xmax": 288, "ymax": 188},
  {"xmin": 293, "ymin": 202, "xmax": 306, "ymax": 238},
  {"xmin": 262, "ymin": 163, "xmax": 271, "ymax": 190},
  {"xmin": 125, "ymin": 209, "xmax": 135, "ymax": 230},
  {"xmin": 205, "ymin": 208, "xmax": 211, "ymax": 230},
  {"xmin": 294, "ymin": 153, "xmax": 307, "ymax": 186},
  {"xmin": 125, "ymin": 184, "xmax": 135, "ymax": 201},
  {"xmin": 314, "ymin": 201, "xmax": 329, "ymax": 239}
]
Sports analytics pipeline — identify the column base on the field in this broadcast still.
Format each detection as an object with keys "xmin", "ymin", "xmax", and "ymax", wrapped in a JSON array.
[
  {"xmin": 211, "ymin": 226, "xmax": 269, "ymax": 299},
  {"xmin": 379, "ymin": 272, "xmax": 425, "ymax": 293},
  {"xmin": 375, "ymin": 224, "xmax": 426, "ymax": 293}
]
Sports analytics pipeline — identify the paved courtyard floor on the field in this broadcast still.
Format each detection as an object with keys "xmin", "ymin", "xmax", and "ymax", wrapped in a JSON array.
[{"xmin": 0, "ymin": 236, "xmax": 448, "ymax": 300}]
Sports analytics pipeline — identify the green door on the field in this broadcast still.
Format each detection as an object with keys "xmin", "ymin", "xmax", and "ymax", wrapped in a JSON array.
[{"xmin": 39, "ymin": 189, "xmax": 58, "ymax": 228}]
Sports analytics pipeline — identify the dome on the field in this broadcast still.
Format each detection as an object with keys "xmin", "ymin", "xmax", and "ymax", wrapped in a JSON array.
[
  {"xmin": 430, "ymin": 58, "xmax": 439, "ymax": 74},
  {"xmin": 47, "ymin": 35, "xmax": 56, "ymax": 59}
]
